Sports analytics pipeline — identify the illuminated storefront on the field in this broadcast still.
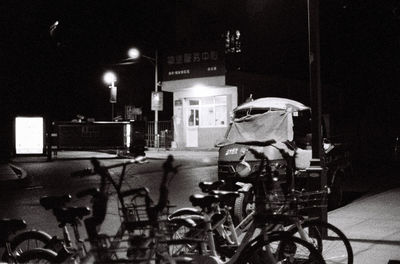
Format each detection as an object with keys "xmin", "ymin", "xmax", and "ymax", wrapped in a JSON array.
[{"xmin": 162, "ymin": 48, "xmax": 237, "ymax": 148}]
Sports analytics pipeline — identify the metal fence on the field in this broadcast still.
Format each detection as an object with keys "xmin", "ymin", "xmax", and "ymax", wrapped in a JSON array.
[{"xmin": 146, "ymin": 120, "xmax": 173, "ymax": 148}]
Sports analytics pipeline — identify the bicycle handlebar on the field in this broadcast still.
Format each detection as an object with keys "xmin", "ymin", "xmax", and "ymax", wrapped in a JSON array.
[
  {"xmin": 71, "ymin": 168, "xmax": 94, "ymax": 178},
  {"xmin": 70, "ymin": 156, "xmax": 147, "ymax": 178},
  {"xmin": 120, "ymin": 187, "xmax": 150, "ymax": 198}
]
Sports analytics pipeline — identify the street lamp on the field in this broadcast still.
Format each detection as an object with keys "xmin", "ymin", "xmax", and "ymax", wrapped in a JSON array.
[
  {"xmin": 127, "ymin": 47, "xmax": 160, "ymax": 148},
  {"xmin": 103, "ymin": 71, "xmax": 117, "ymax": 121}
]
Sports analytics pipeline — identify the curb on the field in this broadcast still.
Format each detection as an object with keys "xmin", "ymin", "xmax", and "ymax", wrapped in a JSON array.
[{"xmin": 0, "ymin": 163, "xmax": 30, "ymax": 189}]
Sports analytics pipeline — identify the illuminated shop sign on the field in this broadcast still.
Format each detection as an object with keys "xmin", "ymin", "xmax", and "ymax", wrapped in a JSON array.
[{"xmin": 163, "ymin": 48, "xmax": 226, "ymax": 81}]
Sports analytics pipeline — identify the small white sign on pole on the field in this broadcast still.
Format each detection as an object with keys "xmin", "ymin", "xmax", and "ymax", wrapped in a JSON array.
[{"xmin": 151, "ymin": 91, "xmax": 163, "ymax": 111}]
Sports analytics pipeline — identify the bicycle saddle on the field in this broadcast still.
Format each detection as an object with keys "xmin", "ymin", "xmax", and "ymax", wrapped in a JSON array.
[
  {"xmin": 189, "ymin": 194, "xmax": 220, "ymax": 208},
  {"xmin": 199, "ymin": 180, "xmax": 225, "ymax": 193},
  {"xmin": 53, "ymin": 207, "xmax": 91, "ymax": 225},
  {"xmin": 209, "ymin": 190, "xmax": 240, "ymax": 202},
  {"xmin": 40, "ymin": 194, "xmax": 72, "ymax": 210}
]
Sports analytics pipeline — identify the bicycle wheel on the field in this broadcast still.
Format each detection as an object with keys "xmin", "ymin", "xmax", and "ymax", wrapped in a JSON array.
[
  {"xmin": 289, "ymin": 220, "xmax": 353, "ymax": 264},
  {"xmin": 17, "ymin": 248, "xmax": 57, "ymax": 263},
  {"xmin": 3, "ymin": 230, "xmax": 52, "ymax": 261},
  {"xmin": 168, "ymin": 223, "xmax": 205, "ymax": 256},
  {"xmin": 234, "ymin": 186, "xmax": 255, "ymax": 224},
  {"xmin": 239, "ymin": 232, "xmax": 326, "ymax": 264}
]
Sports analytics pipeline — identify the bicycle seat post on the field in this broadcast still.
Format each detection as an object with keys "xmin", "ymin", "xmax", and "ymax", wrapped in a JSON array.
[
  {"xmin": 61, "ymin": 224, "xmax": 73, "ymax": 249},
  {"xmin": 72, "ymin": 221, "xmax": 87, "ymax": 256}
]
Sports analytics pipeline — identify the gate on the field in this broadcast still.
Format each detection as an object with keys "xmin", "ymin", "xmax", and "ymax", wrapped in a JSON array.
[{"xmin": 146, "ymin": 120, "xmax": 173, "ymax": 148}]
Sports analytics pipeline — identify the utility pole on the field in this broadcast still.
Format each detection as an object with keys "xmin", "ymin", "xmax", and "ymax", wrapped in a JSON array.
[
  {"xmin": 154, "ymin": 50, "xmax": 159, "ymax": 149},
  {"xmin": 307, "ymin": 0, "xmax": 327, "ymax": 223}
]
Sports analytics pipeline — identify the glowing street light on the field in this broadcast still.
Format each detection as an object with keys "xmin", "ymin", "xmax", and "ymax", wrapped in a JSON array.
[
  {"xmin": 103, "ymin": 71, "xmax": 117, "ymax": 120},
  {"xmin": 103, "ymin": 71, "xmax": 117, "ymax": 84},
  {"xmin": 128, "ymin": 48, "xmax": 140, "ymax": 60}
]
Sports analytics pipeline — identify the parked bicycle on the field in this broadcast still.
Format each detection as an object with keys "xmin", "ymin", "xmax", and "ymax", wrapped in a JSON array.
[
  {"xmin": 0, "ymin": 218, "xmax": 57, "ymax": 263},
  {"xmin": 6, "ymin": 155, "xmax": 187, "ymax": 263},
  {"xmin": 238, "ymin": 140, "xmax": 354, "ymax": 264},
  {"xmin": 73, "ymin": 155, "xmax": 184, "ymax": 263},
  {"xmin": 168, "ymin": 139, "xmax": 326, "ymax": 263}
]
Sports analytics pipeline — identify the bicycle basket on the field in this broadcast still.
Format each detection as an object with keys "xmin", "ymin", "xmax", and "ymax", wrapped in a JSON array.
[
  {"xmin": 265, "ymin": 189, "xmax": 328, "ymax": 216},
  {"xmin": 295, "ymin": 189, "xmax": 328, "ymax": 213},
  {"xmin": 120, "ymin": 191, "xmax": 175, "ymax": 233},
  {"xmin": 120, "ymin": 192, "xmax": 152, "ymax": 232}
]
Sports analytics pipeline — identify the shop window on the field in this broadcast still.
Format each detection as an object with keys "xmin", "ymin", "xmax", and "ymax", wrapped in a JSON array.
[
  {"xmin": 215, "ymin": 105, "xmax": 227, "ymax": 126},
  {"xmin": 198, "ymin": 96, "xmax": 227, "ymax": 128},
  {"xmin": 200, "ymin": 106, "xmax": 215, "ymax": 127}
]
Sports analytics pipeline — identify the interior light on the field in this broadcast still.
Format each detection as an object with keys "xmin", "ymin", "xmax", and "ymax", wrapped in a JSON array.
[{"xmin": 192, "ymin": 84, "xmax": 206, "ymax": 90}]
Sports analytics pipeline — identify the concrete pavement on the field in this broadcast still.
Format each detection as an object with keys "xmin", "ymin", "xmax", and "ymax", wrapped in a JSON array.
[
  {"xmin": 1, "ymin": 149, "xmax": 399, "ymax": 263},
  {"xmin": 329, "ymin": 188, "xmax": 400, "ymax": 264}
]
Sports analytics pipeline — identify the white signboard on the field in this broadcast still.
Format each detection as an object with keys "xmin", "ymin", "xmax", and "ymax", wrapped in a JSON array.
[
  {"xmin": 151, "ymin": 91, "xmax": 163, "ymax": 111},
  {"xmin": 15, "ymin": 117, "xmax": 44, "ymax": 154}
]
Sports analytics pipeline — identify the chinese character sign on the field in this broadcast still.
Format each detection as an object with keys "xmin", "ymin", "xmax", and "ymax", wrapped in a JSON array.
[{"xmin": 163, "ymin": 48, "xmax": 225, "ymax": 81}]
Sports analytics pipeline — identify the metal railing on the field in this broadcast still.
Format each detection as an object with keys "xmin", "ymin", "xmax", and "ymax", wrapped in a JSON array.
[{"xmin": 146, "ymin": 120, "xmax": 173, "ymax": 148}]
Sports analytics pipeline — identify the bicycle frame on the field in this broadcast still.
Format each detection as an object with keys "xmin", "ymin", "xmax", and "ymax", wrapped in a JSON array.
[{"xmin": 75, "ymin": 156, "xmax": 181, "ymax": 264}]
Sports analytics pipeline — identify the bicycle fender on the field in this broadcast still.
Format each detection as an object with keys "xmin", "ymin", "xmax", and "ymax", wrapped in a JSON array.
[
  {"xmin": 168, "ymin": 217, "xmax": 197, "ymax": 228},
  {"xmin": 168, "ymin": 207, "xmax": 202, "ymax": 219},
  {"xmin": 238, "ymin": 183, "xmax": 253, "ymax": 193}
]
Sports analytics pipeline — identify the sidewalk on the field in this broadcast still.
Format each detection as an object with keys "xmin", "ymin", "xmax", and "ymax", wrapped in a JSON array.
[{"xmin": 329, "ymin": 188, "xmax": 400, "ymax": 264}]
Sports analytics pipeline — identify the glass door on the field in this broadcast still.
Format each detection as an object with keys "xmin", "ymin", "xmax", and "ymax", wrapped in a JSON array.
[{"xmin": 186, "ymin": 100, "xmax": 199, "ymax": 147}]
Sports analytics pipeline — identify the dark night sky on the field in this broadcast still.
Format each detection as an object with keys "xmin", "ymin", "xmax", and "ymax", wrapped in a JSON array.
[
  {"xmin": 1, "ymin": 1, "xmax": 176, "ymax": 121},
  {"xmin": 1, "ymin": 0, "xmax": 400, "ymax": 160}
]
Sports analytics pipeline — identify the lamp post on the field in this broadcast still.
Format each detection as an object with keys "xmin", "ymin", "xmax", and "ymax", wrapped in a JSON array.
[
  {"xmin": 103, "ymin": 71, "xmax": 117, "ymax": 121},
  {"xmin": 307, "ymin": 0, "xmax": 327, "ymax": 225},
  {"xmin": 127, "ymin": 48, "xmax": 160, "ymax": 148}
]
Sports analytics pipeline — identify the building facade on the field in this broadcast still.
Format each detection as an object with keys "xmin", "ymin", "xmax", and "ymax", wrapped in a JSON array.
[{"xmin": 162, "ymin": 48, "xmax": 237, "ymax": 148}]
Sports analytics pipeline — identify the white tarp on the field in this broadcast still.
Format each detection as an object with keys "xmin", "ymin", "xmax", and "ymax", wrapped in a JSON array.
[{"xmin": 226, "ymin": 111, "xmax": 294, "ymax": 143}]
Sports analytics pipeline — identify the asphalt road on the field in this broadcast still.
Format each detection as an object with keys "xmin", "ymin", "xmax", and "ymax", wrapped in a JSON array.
[{"xmin": 0, "ymin": 156, "xmax": 218, "ymax": 238}]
